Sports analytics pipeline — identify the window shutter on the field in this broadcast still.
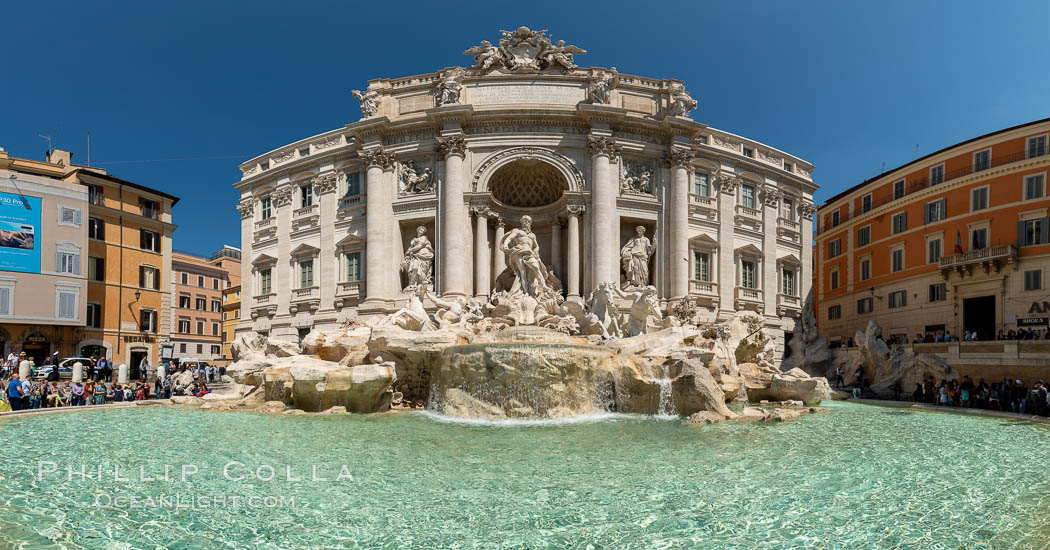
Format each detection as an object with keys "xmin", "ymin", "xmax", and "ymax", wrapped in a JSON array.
[
  {"xmin": 72, "ymin": 254, "xmax": 80, "ymax": 275},
  {"xmin": 0, "ymin": 288, "xmax": 9, "ymax": 315},
  {"xmin": 74, "ymin": 209, "xmax": 82, "ymax": 226},
  {"xmin": 1042, "ymin": 218, "xmax": 1049, "ymax": 245},
  {"xmin": 139, "ymin": 266, "xmax": 145, "ymax": 287},
  {"xmin": 923, "ymin": 204, "xmax": 930, "ymax": 224},
  {"xmin": 140, "ymin": 230, "xmax": 146, "ymax": 249},
  {"xmin": 154, "ymin": 269, "xmax": 160, "ymax": 290},
  {"xmin": 56, "ymin": 251, "xmax": 62, "ymax": 272},
  {"xmin": 1018, "ymin": 221, "xmax": 1026, "ymax": 246}
]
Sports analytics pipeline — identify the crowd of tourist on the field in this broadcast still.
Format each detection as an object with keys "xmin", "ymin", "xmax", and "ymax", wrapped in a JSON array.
[
  {"xmin": 837, "ymin": 328, "xmax": 1050, "ymax": 348},
  {"xmin": 0, "ymin": 351, "xmax": 225, "ymax": 413}
]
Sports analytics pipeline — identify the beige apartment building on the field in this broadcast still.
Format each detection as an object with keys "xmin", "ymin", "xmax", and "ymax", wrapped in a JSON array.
[
  {"xmin": 0, "ymin": 148, "xmax": 89, "ymax": 364},
  {"xmin": 171, "ymin": 247, "xmax": 240, "ymax": 362}
]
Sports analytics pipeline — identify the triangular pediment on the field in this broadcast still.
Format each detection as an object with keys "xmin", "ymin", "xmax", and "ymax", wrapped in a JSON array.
[
  {"xmin": 735, "ymin": 243, "xmax": 763, "ymax": 257},
  {"xmin": 251, "ymin": 253, "xmax": 277, "ymax": 267},
  {"xmin": 335, "ymin": 233, "xmax": 364, "ymax": 248},
  {"xmin": 688, "ymin": 233, "xmax": 718, "ymax": 247},
  {"xmin": 778, "ymin": 253, "xmax": 801, "ymax": 265},
  {"xmin": 290, "ymin": 243, "xmax": 320, "ymax": 257}
]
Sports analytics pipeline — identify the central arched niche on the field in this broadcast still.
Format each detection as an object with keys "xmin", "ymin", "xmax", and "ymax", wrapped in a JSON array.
[{"xmin": 488, "ymin": 159, "xmax": 566, "ymax": 208}]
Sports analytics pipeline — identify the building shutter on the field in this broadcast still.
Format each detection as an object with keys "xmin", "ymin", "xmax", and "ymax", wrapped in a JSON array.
[
  {"xmin": 74, "ymin": 209, "xmax": 82, "ymax": 226},
  {"xmin": 139, "ymin": 266, "xmax": 145, "ymax": 287},
  {"xmin": 0, "ymin": 288, "xmax": 9, "ymax": 315},
  {"xmin": 1018, "ymin": 221, "xmax": 1026, "ymax": 246},
  {"xmin": 1042, "ymin": 218, "xmax": 1049, "ymax": 245},
  {"xmin": 72, "ymin": 254, "xmax": 80, "ymax": 275},
  {"xmin": 923, "ymin": 204, "xmax": 930, "ymax": 224},
  {"xmin": 140, "ymin": 230, "xmax": 146, "ymax": 249},
  {"xmin": 154, "ymin": 269, "xmax": 160, "ymax": 290}
]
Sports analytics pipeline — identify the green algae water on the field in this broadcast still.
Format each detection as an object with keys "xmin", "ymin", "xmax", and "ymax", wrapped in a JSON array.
[{"xmin": 0, "ymin": 403, "xmax": 1049, "ymax": 549}]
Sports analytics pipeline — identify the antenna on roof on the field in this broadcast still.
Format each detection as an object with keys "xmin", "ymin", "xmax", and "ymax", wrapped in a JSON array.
[
  {"xmin": 880, "ymin": 161, "xmax": 885, "ymax": 174},
  {"xmin": 914, "ymin": 143, "xmax": 919, "ymax": 153},
  {"xmin": 39, "ymin": 133, "xmax": 53, "ymax": 157}
]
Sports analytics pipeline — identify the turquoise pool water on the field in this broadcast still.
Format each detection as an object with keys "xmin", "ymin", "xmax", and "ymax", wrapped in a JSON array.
[{"xmin": 0, "ymin": 403, "xmax": 1048, "ymax": 549}]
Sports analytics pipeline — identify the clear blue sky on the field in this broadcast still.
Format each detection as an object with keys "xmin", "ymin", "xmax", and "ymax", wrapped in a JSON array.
[{"xmin": 2, "ymin": 1, "xmax": 1046, "ymax": 257}]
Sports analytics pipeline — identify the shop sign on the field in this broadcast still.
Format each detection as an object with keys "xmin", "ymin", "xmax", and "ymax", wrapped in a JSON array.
[
  {"xmin": 25, "ymin": 335, "xmax": 48, "ymax": 343},
  {"xmin": 122, "ymin": 335, "xmax": 157, "ymax": 343},
  {"xmin": 1028, "ymin": 301, "xmax": 1050, "ymax": 314},
  {"xmin": 1018, "ymin": 317, "xmax": 1048, "ymax": 327}
]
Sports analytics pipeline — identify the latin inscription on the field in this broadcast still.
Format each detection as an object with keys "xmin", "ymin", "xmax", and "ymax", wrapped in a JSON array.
[
  {"xmin": 398, "ymin": 94, "xmax": 433, "ymax": 115},
  {"xmin": 468, "ymin": 84, "xmax": 585, "ymax": 106}
]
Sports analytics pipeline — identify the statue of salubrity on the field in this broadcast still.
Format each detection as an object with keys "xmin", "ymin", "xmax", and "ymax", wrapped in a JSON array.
[{"xmin": 620, "ymin": 225, "xmax": 656, "ymax": 289}]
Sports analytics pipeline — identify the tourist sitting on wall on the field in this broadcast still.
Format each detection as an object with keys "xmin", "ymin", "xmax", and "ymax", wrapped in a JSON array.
[
  {"xmin": 6, "ymin": 373, "xmax": 24, "ymax": 411},
  {"xmin": 122, "ymin": 385, "xmax": 133, "ymax": 402},
  {"xmin": 112, "ymin": 385, "xmax": 124, "ymax": 402},
  {"xmin": 135, "ymin": 385, "xmax": 146, "ymax": 401},
  {"xmin": 93, "ymin": 383, "xmax": 106, "ymax": 405}
]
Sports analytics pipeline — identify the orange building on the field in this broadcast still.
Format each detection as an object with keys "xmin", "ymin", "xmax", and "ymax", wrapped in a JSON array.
[
  {"xmin": 815, "ymin": 118, "xmax": 1050, "ymax": 345},
  {"xmin": 222, "ymin": 284, "xmax": 241, "ymax": 360},
  {"xmin": 171, "ymin": 247, "xmax": 240, "ymax": 362}
]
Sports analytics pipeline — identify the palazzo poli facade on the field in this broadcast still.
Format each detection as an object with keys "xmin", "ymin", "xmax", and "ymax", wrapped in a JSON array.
[{"xmin": 234, "ymin": 28, "xmax": 818, "ymax": 351}]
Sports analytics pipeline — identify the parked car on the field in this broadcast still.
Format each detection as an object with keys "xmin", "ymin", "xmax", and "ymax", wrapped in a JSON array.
[{"xmin": 33, "ymin": 357, "xmax": 96, "ymax": 380}]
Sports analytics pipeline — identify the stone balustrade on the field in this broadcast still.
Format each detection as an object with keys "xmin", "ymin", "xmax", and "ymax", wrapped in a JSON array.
[{"xmin": 689, "ymin": 280, "xmax": 718, "ymax": 297}]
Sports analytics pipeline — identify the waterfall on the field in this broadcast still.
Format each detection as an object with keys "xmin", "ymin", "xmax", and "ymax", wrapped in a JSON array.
[{"xmin": 656, "ymin": 364, "xmax": 678, "ymax": 418}]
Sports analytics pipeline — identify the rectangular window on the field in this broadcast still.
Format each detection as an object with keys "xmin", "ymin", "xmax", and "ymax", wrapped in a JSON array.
[
  {"xmin": 211, "ymin": 345, "xmax": 221, "ymax": 356},
  {"xmin": 299, "ymin": 148, "xmax": 310, "ymax": 158},
  {"xmin": 56, "ymin": 251, "xmax": 80, "ymax": 275},
  {"xmin": 301, "ymin": 185, "xmax": 314, "ymax": 207},
  {"xmin": 181, "ymin": 272, "xmax": 188, "ymax": 285},
  {"xmin": 743, "ymin": 147, "xmax": 753, "ymax": 158},
  {"xmin": 1027, "ymin": 135, "xmax": 1047, "ymax": 159},
  {"xmin": 781, "ymin": 269, "xmax": 795, "ymax": 296},
  {"xmin": 741, "ymin": 185, "xmax": 756, "ymax": 209},
  {"xmin": 1024, "ymin": 269, "xmax": 1042, "ymax": 291},
  {"xmin": 196, "ymin": 320, "xmax": 204, "ymax": 335},
  {"xmin": 57, "ymin": 291, "xmax": 77, "ymax": 320},
  {"xmin": 828, "ymin": 239, "xmax": 842, "ymax": 258},
  {"xmin": 930, "ymin": 164, "xmax": 945, "ymax": 186},
  {"xmin": 140, "ymin": 230, "xmax": 160, "ymax": 253},
  {"xmin": 973, "ymin": 149, "xmax": 991, "ymax": 172},
  {"xmin": 741, "ymin": 260, "xmax": 757, "ymax": 289},
  {"xmin": 892, "ymin": 212, "xmax": 907, "ymax": 234},
  {"xmin": 300, "ymin": 260, "xmax": 314, "ymax": 288},
  {"xmin": 927, "ymin": 238, "xmax": 942, "ymax": 264},
  {"xmin": 89, "ymin": 257, "xmax": 104, "ymax": 281},
  {"xmin": 1024, "ymin": 174, "xmax": 1045, "ymax": 200},
  {"xmin": 86, "ymin": 303, "xmax": 101, "ymax": 328},
  {"xmin": 197, "ymin": 275, "xmax": 204, "ymax": 287},
  {"xmin": 892, "ymin": 248, "xmax": 904, "ymax": 272},
  {"xmin": 211, "ymin": 299, "xmax": 221, "ymax": 313},
  {"xmin": 888, "ymin": 290, "xmax": 907, "ymax": 309},
  {"xmin": 195, "ymin": 297, "xmax": 206, "ymax": 310},
  {"xmin": 780, "ymin": 197, "xmax": 794, "ymax": 220},
  {"xmin": 924, "ymin": 199, "xmax": 946, "ymax": 224},
  {"xmin": 971, "ymin": 228, "xmax": 988, "ymax": 250},
  {"xmin": 139, "ymin": 198, "xmax": 160, "ymax": 219},
  {"xmin": 345, "ymin": 172, "xmax": 361, "ymax": 196},
  {"xmin": 180, "ymin": 343, "xmax": 186, "ymax": 353},
  {"xmin": 179, "ymin": 318, "xmax": 190, "ymax": 333},
  {"xmin": 197, "ymin": 344, "xmax": 203, "ymax": 354},
  {"xmin": 857, "ymin": 297, "xmax": 873, "ymax": 314},
  {"xmin": 893, "ymin": 179, "xmax": 906, "ymax": 199},
  {"xmin": 88, "ymin": 217, "xmax": 105, "ymax": 240},
  {"xmin": 212, "ymin": 322, "xmax": 220, "ymax": 336},
  {"xmin": 87, "ymin": 184, "xmax": 104, "ymax": 205},
  {"xmin": 971, "ymin": 187, "xmax": 988, "ymax": 211},
  {"xmin": 693, "ymin": 173, "xmax": 710, "ymax": 196},
  {"xmin": 860, "ymin": 258, "xmax": 871, "ymax": 281},
  {"xmin": 1020, "ymin": 218, "xmax": 1049, "ymax": 246},
  {"xmin": 179, "ymin": 294, "xmax": 190, "ymax": 309},
  {"xmin": 831, "ymin": 211, "xmax": 840, "ymax": 227},
  {"xmin": 784, "ymin": 162, "xmax": 793, "ymax": 172},
  {"xmin": 828, "ymin": 305, "xmax": 841, "ymax": 320},
  {"xmin": 929, "ymin": 283, "xmax": 947, "ymax": 302},
  {"xmin": 857, "ymin": 226, "xmax": 871, "ymax": 247},
  {"xmin": 861, "ymin": 194, "xmax": 872, "ymax": 213},
  {"xmin": 213, "ymin": 279, "xmax": 220, "ymax": 290},
  {"xmin": 139, "ymin": 266, "xmax": 159, "ymax": 290},
  {"xmin": 830, "ymin": 269, "xmax": 839, "ymax": 290},
  {"xmin": 346, "ymin": 252, "xmax": 362, "ymax": 282},
  {"xmin": 139, "ymin": 309, "xmax": 156, "ymax": 332},
  {"xmin": 260, "ymin": 197, "xmax": 272, "ymax": 220},
  {"xmin": 260, "ymin": 269, "xmax": 272, "ymax": 295},
  {"xmin": 58, "ymin": 206, "xmax": 83, "ymax": 227}
]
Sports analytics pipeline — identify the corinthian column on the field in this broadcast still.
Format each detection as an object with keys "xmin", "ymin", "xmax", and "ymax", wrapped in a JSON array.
[
  {"xmin": 361, "ymin": 149, "xmax": 394, "ymax": 304},
  {"xmin": 588, "ymin": 135, "xmax": 621, "ymax": 287},
  {"xmin": 665, "ymin": 148, "xmax": 694, "ymax": 300},
  {"xmin": 551, "ymin": 218, "xmax": 563, "ymax": 287},
  {"xmin": 566, "ymin": 205, "xmax": 583, "ymax": 299},
  {"xmin": 492, "ymin": 216, "xmax": 506, "ymax": 278},
  {"xmin": 437, "ymin": 135, "xmax": 469, "ymax": 297},
  {"xmin": 473, "ymin": 208, "xmax": 490, "ymax": 298}
]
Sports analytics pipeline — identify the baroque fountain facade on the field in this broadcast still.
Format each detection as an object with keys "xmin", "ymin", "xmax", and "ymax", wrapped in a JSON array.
[{"xmin": 224, "ymin": 27, "xmax": 831, "ymax": 421}]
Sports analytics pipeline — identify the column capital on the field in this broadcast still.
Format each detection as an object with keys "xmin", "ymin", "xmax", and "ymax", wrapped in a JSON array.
[
  {"xmin": 237, "ymin": 200, "xmax": 254, "ymax": 219},
  {"xmin": 271, "ymin": 184, "xmax": 294, "ymax": 207},
  {"xmin": 663, "ymin": 148, "xmax": 695, "ymax": 167},
  {"xmin": 359, "ymin": 148, "xmax": 395, "ymax": 170},
  {"xmin": 312, "ymin": 172, "xmax": 339, "ymax": 195},
  {"xmin": 470, "ymin": 206, "xmax": 492, "ymax": 218},
  {"xmin": 587, "ymin": 135, "xmax": 622, "ymax": 160},
  {"xmin": 800, "ymin": 202, "xmax": 816, "ymax": 220},
  {"xmin": 437, "ymin": 135, "xmax": 467, "ymax": 158},
  {"xmin": 567, "ymin": 204, "xmax": 586, "ymax": 217},
  {"xmin": 761, "ymin": 186, "xmax": 783, "ymax": 206},
  {"xmin": 717, "ymin": 173, "xmax": 739, "ymax": 195}
]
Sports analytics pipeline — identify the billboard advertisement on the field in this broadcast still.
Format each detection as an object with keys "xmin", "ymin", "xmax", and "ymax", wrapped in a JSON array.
[{"xmin": 0, "ymin": 191, "xmax": 41, "ymax": 273}]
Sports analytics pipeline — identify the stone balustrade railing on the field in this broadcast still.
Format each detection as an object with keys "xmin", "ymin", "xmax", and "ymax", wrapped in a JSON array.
[
  {"xmin": 255, "ymin": 218, "xmax": 275, "ymax": 229},
  {"xmin": 735, "ymin": 205, "xmax": 762, "ymax": 219},
  {"xmin": 689, "ymin": 280, "xmax": 718, "ymax": 296},
  {"xmin": 292, "ymin": 286, "xmax": 319, "ymax": 300},
  {"xmin": 736, "ymin": 287, "xmax": 763, "ymax": 302},
  {"xmin": 337, "ymin": 281, "xmax": 364, "ymax": 297},
  {"xmin": 293, "ymin": 204, "xmax": 319, "ymax": 219},
  {"xmin": 338, "ymin": 195, "xmax": 363, "ymax": 209}
]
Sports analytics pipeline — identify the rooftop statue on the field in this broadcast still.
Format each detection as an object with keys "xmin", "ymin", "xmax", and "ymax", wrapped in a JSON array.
[
  {"xmin": 351, "ymin": 88, "xmax": 380, "ymax": 118},
  {"xmin": 668, "ymin": 83, "xmax": 698, "ymax": 118},
  {"xmin": 464, "ymin": 26, "xmax": 586, "ymax": 73}
]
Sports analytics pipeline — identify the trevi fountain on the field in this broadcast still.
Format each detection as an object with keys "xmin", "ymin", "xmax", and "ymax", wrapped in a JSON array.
[{"xmin": 1, "ymin": 26, "xmax": 1048, "ymax": 550}]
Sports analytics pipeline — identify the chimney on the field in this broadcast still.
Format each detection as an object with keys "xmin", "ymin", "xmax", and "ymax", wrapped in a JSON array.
[{"xmin": 46, "ymin": 149, "xmax": 73, "ymax": 168}]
